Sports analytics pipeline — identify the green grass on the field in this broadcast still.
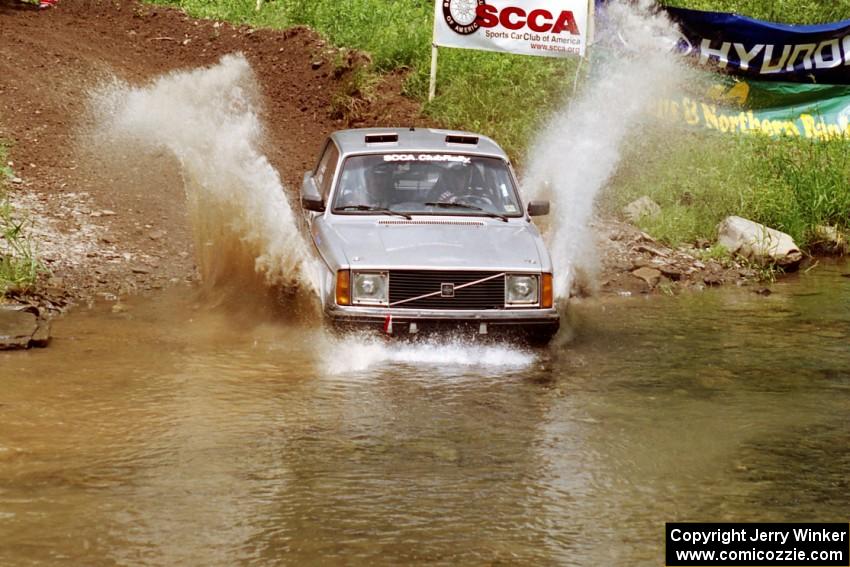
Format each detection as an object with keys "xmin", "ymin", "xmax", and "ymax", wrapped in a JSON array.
[
  {"xmin": 604, "ymin": 127, "xmax": 850, "ymax": 248},
  {"xmin": 149, "ymin": 0, "xmax": 850, "ymax": 253},
  {"xmin": 0, "ymin": 142, "xmax": 42, "ymax": 295},
  {"xmin": 147, "ymin": 0, "xmax": 432, "ymax": 71},
  {"xmin": 419, "ymin": 50, "xmax": 576, "ymax": 158},
  {"xmin": 604, "ymin": 128, "xmax": 745, "ymax": 245}
]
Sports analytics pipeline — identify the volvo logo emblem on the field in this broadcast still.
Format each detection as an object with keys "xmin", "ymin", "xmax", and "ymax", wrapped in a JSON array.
[{"xmin": 441, "ymin": 283, "xmax": 455, "ymax": 297}]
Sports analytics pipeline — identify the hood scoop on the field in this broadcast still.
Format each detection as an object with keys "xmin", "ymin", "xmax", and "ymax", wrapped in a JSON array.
[{"xmin": 378, "ymin": 219, "xmax": 485, "ymax": 227}]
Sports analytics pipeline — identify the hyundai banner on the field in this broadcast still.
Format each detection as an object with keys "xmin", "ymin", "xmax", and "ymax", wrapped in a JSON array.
[
  {"xmin": 433, "ymin": 0, "xmax": 590, "ymax": 58},
  {"xmin": 667, "ymin": 7, "xmax": 850, "ymax": 84}
]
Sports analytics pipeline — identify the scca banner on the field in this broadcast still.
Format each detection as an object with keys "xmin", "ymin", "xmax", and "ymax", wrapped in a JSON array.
[
  {"xmin": 667, "ymin": 7, "xmax": 850, "ymax": 84},
  {"xmin": 433, "ymin": 0, "xmax": 589, "ymax": 58}
]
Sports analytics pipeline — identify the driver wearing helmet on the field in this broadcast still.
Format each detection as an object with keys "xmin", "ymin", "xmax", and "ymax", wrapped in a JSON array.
[
  {"xmin": 427, "ymin": 164, "xmax": 471, "ymax": 204},
  {"xmin": 427, "ymin": 164, "xmax": 494, "ymax": 208},
  {"xmin": 364, "ymin": 162, "xmax": 394, "ymax": 207},
  {"xmin": 336, "ymin": 160, "xmax": 394, "ymax": 208}
]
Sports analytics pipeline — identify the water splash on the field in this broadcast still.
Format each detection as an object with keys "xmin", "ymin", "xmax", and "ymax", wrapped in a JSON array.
[
  {"xmin": 322, "ymin": 334, "xmax": 537, "ymax": 375},
  {"xmin": 88, "ymin": 54, "xmax": 318, "ymax": 294},
  {"xmin": 523, "ymin": 1, "xmax": 686, "ymax": 298}
]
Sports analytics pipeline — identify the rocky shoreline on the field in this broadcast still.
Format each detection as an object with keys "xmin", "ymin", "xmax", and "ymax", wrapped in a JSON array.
[
  {"xmin": 595, "ymin": 219, "xmax": 769, "ymax": 297},
  {"xmin": 0, "ymin": 304, "xmax": 51, "ymax": 350}
]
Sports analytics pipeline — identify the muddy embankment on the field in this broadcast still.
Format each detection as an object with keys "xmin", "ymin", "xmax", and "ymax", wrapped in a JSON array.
[{"xmin": 0, "ymin": 0, "xmax": 825, "ymax": 349}]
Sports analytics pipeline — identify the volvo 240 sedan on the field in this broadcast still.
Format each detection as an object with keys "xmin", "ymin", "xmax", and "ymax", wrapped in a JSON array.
[{"xmin": 301, "ymin": 127, "xmax": 560, "ymax": 344}]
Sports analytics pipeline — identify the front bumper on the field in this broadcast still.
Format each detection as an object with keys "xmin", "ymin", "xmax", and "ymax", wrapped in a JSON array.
[{"xmin": 325, "ymin": 305, "xmax": 560, "ymax": 339}]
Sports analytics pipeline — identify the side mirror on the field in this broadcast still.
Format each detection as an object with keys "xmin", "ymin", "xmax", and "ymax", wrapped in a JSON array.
[
  {"xmin": 301, "ymin": 171, "xmax": 325, "ymax": 212},
  {"xmin": 527, "ymin": 200, "xmax": 550, "ymax": 217}
]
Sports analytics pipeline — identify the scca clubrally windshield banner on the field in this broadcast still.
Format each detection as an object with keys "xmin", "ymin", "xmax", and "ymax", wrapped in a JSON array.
[
  {"xmin": 666, "ymin": 6, "xmax": 850, "ymax": 84},
  {"xmin": 433, "ymin": 0, "xmax": 590, "ymax": 58}
]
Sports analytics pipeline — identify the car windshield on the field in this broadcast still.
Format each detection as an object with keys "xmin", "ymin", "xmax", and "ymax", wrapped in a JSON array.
[{"xmin": 331, "ymin": 153, "xmax": 523, "ymax": 218}]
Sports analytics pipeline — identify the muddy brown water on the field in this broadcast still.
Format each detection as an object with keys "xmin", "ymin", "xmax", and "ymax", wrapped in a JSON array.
[{"xmin": 2, "ymin": 262, "xmax": 849, "ymax": 566}]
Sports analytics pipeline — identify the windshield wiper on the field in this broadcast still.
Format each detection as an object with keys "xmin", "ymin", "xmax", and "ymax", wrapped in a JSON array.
[
  {"xmin": 334, "ymin": 205, "xmax": 412, "ymax": 220},
  {"xmin": 424, "ymin": 201, "xmax": 508, "ymax": 222}
]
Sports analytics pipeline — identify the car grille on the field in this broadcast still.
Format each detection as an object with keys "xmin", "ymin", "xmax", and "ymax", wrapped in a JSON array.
[{"xmin": 388, "ymin": 270, "xmax": 505, "ymax": 310}]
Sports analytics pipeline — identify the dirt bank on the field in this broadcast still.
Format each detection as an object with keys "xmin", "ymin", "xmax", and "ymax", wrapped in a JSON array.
[
  {"xmin": 0, "ymin": 0, "xmax": 420, "ymax": 310},
  {"xmin": 0, "ymin": 0, "xmax": 765, "ymax": 314}
]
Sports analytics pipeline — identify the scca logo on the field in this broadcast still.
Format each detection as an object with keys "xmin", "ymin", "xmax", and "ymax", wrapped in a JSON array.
[
  {"xmin": 477, "ymin": 4, "xmax": 580, "ymax": 34},
  {"xmin": 443, "ymin": 1, "xmax": 581, "ymax": 36}
]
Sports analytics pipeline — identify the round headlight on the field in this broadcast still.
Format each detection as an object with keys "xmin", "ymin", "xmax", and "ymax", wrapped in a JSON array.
[
  {"xmin": 506, "ymin": 274, "xmax": 539, "ymax": 306},
  {"xmin": 352, "ymin": 272, "xmax": 389, "ymax": 306},
  {"xmin": 359, "ymin": 278, "xmax": 376, "ymax": 295},
  {"xmin": 512, "ymin": 279, "xmax": 532, "ymax": 298}
]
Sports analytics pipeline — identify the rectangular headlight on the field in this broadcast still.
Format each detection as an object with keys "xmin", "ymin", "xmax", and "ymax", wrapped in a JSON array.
[
  {"xmin": 351, "ymin": 271, "xmax": 389, "ymax": 306},
  {"xmin": 505, "ymin": 274, "xmax": 539, "ymax": 306}
]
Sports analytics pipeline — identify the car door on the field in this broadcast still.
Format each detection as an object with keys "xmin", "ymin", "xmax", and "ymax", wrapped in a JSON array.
[
  {"xmin": 305, "ymin": 139, "xmax": 344, "ymax": 286},
  {"xmin": 309, "ymin": 139, "xmax": 340, "ymax": 224}
]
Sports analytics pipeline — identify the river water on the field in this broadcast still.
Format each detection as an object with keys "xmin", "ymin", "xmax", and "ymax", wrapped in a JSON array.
[{"xmin": 1, "ymin": 261, "xmax": 848, "ymax": 566}]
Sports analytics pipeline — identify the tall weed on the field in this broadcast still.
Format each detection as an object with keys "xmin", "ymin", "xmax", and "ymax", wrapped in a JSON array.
[{"xmin": 0, "ymin": 143, "xmax": 42, "ymax": 294}]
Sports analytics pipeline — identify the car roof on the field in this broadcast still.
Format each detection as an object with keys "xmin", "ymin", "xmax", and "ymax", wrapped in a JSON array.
[{"xmin": 329, "ymin": 127, "xmax": 509, "ymax": 160}]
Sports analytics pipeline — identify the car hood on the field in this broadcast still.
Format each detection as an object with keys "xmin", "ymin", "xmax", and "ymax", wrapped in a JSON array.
[{"xmin": 326, "ymin": 219, "xmax": 545, "ymax": 271}]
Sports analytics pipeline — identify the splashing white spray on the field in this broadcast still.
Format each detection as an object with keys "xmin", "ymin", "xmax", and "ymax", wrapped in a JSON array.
[
  {"xmin": 524, "ymin": 1, "xmax": 685, "ymax": 298},
  {"xmin": 322, "ymin": 335, "xmax": 537, "ymax": 375},
  {"xmin": 89, "ymin": 54, "xmax": 318, "ymax": 293}
]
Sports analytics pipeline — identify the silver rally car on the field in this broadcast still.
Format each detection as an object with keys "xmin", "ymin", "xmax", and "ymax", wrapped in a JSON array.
[{"xmin": 301, "ymin": 127, "xmax": 560, "ymax": 343}]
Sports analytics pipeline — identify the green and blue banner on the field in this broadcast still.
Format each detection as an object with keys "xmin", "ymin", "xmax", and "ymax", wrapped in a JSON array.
[
  {"xmin": 662, "ymin": 7, "xmax": 850, "ymax": 138},
  {"xmin": 653, "ymin": 78, "xmax": 850, "ymax": 140},
  {"xmin": 595, "ymin": 1, "xmax": 850, "ymax": 138}
]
